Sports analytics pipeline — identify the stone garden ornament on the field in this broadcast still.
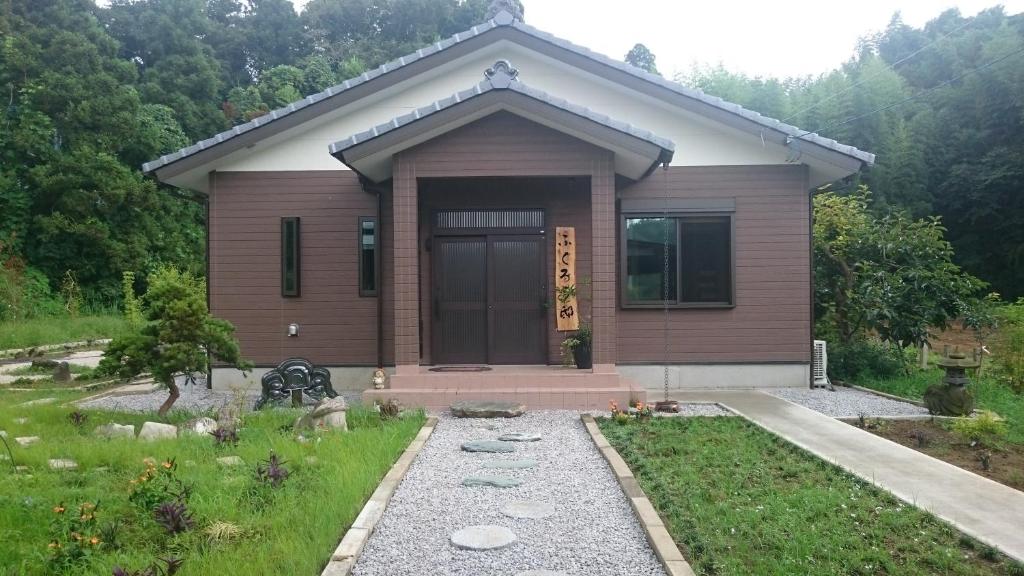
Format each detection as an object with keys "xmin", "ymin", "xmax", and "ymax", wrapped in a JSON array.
[{"xmin": 255, "ymin": 357, "xmax": 339, "ymax": 410}]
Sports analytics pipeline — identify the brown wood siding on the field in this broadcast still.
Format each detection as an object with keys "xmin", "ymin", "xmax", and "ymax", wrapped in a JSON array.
[
  {"xmin": 209, "ymin": 171, "xmax": 383, "ymax": 366},
  {"xmin": 617, "ymin": 164, "xmax": 812, "ymax": 364}
]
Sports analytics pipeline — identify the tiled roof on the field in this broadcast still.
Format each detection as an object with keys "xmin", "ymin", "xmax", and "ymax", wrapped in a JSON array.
[
  {"xmin": 142, "ymin": 10, "xmax": 872, "ymax": 174},
  {"xmin": 328, "ymin": 59, "xmax": 675, "ymax": 158}
]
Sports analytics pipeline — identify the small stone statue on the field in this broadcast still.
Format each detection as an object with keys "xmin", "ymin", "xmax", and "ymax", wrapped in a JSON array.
[
  {"xmin": 372, "ymin": 368, "xmax": 387, "ymax": 390},
  {"xmin": 924, "ymin": 350, "xmax": 979, "ymax": 416}
]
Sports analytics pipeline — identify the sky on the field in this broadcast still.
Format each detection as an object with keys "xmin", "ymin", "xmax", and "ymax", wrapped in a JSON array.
[{"xmin": 289, "ymin": 0, "xmax": 1024, "ymax": 79}]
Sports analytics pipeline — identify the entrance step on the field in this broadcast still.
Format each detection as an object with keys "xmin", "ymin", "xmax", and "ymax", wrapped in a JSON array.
[
  {"xmin": 364, "ymin": 386, "xmax": 643, "ymax": 410},
  {"xmin": 389, "ymin": 367, "xmax": 623, "ymax": 390}
]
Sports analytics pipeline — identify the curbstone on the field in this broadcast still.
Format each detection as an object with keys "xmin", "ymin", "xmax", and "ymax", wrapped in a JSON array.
[
  {"xmin": 320, "ymin": 416, "xmax": 437, "ymax": 576},
  {"xmin": 580, "ymin": 414, "xmax": 696, "ymax": 576}
]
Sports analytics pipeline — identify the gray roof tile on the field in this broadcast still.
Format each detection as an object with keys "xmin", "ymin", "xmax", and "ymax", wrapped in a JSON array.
[{"xmin": 142, "ymin": 10, "xmax": 872, "ymax": 174}]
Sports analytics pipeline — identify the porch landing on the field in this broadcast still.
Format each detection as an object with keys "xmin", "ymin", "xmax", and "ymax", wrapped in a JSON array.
[{"xmin": 363, "ymin": 365, "xmax": 643, "ymax": 410}]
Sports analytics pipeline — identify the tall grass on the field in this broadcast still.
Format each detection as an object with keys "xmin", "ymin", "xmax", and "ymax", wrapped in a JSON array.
[
  {"xmin": 0, "ymin": 393, "xmax": 424, "ymax": 575},
  {"xmin": 0, "ymin": 314, "xmax": 128, "ymax": 350}
]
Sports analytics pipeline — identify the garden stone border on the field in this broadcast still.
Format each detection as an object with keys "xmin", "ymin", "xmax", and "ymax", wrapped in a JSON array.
[
  {"xmin": 580, "ymin": 414, "xmax": 696, "ymax": 576},
  {"xmin": 320, "ymin": 416, "xmax": 438, "ymax": 576},
  {"xmin": 847, "ymin": 385, "xmax": 981, "ymax": 418},
  {"xmin": 0, "ymin": 339, "xmax": 111, "ymax": 360}
]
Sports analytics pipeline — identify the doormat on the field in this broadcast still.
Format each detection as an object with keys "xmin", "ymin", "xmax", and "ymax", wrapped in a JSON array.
[{"xmin": 429, "ymin": 366, "xmax": 493, "ymax": 373}]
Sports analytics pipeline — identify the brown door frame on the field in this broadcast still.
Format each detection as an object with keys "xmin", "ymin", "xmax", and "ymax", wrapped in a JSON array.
[{"xmin": 430, "ymin": 208, "xmax": 548, "ymax": 365}]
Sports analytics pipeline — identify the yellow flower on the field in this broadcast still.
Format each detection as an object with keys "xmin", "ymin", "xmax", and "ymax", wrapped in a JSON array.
[
  {"xmin": 48, "ymin": 541, "xmax": 61, "ymax": 549},
  {"xmin": 89, "ymin": 536, "xmax": 100, "ymax": 546},
  {"xmin": 162, "ymin": 461, "xmax": 173, "ymax": 469},
  {"xmin": 53, "ymin": 505, "xmax": 66, "ymax": 514},
  {"xmin": 71, "ymin": 532, "xmax": 82, "ymax": 541}
]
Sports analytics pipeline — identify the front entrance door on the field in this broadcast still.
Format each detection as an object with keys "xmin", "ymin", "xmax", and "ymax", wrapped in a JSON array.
[{"xmin": 433, "ymin": 234, "xmax": 546, "ymax": 364}]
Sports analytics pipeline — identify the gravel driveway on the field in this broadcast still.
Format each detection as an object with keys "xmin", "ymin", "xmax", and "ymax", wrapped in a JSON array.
[
  {"xmin": 352, "ymin": 411, "xmax": 666, "ymax": 576},
  {"xmin": 768, "ymin": 386, "xmax": 930, "ymax": 418}
]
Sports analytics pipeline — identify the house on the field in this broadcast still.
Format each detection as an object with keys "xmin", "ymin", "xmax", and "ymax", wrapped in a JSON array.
[{"xmin": 142, "ymin": 11, "xmax": 873, "ymax": 409}]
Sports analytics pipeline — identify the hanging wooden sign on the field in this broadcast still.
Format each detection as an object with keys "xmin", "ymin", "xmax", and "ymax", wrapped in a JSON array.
[{"xmin": 554, "ymin": 226, "xmax": 579, "ymax": 331}]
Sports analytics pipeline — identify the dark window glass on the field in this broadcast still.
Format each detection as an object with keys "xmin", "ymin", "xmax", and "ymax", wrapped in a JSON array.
[
  {"xmin": 359, "ymin": 217, "xmax": 378, "ymax": 296},
  {"xmin": 281, "ymin": 217, "xmax": 299, "ymax": 297},
  {"xmin": 625, "ymin": 217, "xmax": 677, "ymax": 302},
  {"xmin": 624, "ymin": 215, "xmax": 732, "ymax": 306},
  {"xmin": 680, "ymin": 218, "xmax": 731, "ymax": 303}
]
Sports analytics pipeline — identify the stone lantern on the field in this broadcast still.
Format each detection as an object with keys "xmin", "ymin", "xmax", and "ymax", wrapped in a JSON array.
[{"xmin": 924, "ymin": 348, "xmax": 980, "ymax": 416}]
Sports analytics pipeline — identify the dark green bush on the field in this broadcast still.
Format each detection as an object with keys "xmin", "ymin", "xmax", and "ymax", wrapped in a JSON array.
[{"xmin": 827, "ymin": 338, "xmax": 910, "ymax": 383}]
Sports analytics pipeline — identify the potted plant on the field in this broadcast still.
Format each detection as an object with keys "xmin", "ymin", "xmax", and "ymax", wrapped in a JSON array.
[{"xmin": 561, "ymin": 324, "xmax": 592, "ymax": 369}]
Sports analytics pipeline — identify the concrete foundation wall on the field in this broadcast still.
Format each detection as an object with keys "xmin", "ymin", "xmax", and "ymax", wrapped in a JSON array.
[{"xmin": 619, "ymin": 363, "xmax": 810, "ymax": 391}]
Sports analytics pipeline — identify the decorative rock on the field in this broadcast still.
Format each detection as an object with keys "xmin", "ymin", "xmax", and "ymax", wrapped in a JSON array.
[
  {"xmin": 480, "ymin": 459, "xmax": 538, "ymax": 470},
  {"xmin": 216, "ymin": 456, "xmax": 244, "ymax": 467},
  {"xmin": 461, "ymin": 475, "xmax": 523, "ymax": 488},
  {"xmin": 138, "ymin": 422, "xmax": 178, "ymax": 441},
  {"xmin": 497, "ymin": 432, "xmax": 541, "ymax": 442},
  {"xmin": 449, "ymin": 525, "xmax": 518, "ymax": 551},
  {"xmin": 93, "ymin": 423, "xmax": 135, "ymax": 439},
  {"xmin": 295, "ymin": 397, "xmax": 348, "ymax": 431},
  {"xmin": 500, "ymin": 500, "xmax": 555, "ymax": 519},
  {"xmin": 461, "ymin": 440, "xmax": 515, "ymax": 453},
  {"xmin": 14, "ymin": 436, "xmax": 39, "ymax": 447},
  {"xmin": 451, "ymin": 400, "xmax": 525, "ymax": 418},
  {"xmin": 48, "ymin": 458, "xmax": 78, "ymax": 470},
  {"xmin": 180, "ymin": 416, "xmax": 218, "ymax": 436},
  {"xmin": 53, "ymin": 362, "xmax": 72, "ymax": 382}
]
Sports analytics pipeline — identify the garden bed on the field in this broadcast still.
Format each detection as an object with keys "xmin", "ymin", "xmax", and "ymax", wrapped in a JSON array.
[
  {"xmin": 0, "ymin": 391, "xmax": 425, "ymax": 575},
  {"xmin": 846, "ymin": 418, "xmax": 1024, "ymax": 491},
  {"xmin": 598, "ymin": 416, "xmax": 1023, "ymax": 575}
]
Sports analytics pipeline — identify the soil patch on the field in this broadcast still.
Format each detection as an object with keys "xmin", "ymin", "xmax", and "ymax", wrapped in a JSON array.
[{"xmin": 847, "ymin": 418, "xmax": 1024, "ymax": 491}]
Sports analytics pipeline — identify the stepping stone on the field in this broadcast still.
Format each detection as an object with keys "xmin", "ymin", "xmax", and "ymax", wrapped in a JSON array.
[
  {"xmin": 138, "ymin": 422, "xmax": 177, "ymax": 441},
  {"xmin": 450, "ymin": 525, "xmax": 517, "ymax": 550},
  {"xmin": 516, "ymin": 572, "xmax": 568, "ymax": 576},
  {"xmin": 480, "ymin": 459, "xmax": 538, "ymax": 470},
  {"xmin": 462, "ymin": 475, "xmax": 523, "ymax": 488},
  {"xmin": 461, "ymin": 440, "xmax": 515, "ymax": 453},
  {"xmin": 451, "ymin": 401, "xmax": 525, "ymax": 418},
  {"xmin": 48, "ymin": 458, "xmax": 78, "ymax": 470},
  {"xmin": 216, "ymin": 456, "xmax": 244, "ymax": 467},
  {"xmin": 14, "ymin": 436, "xmax": 39, "ymax": 447},
  {"xmin": 94, "ymin": 423, "xmax": 135, "ymax": 439},
  {"xmin": 500, "ymin": 500, "xmax": 555, "ymax": 519},
  {"xmin": 498, "ymin": 432, "xmax": 541, "ymax": 442}
]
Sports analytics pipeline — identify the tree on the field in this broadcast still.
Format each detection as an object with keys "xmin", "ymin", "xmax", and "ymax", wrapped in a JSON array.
[
  {"xmin": 625, "ymin": 43, "xmax": 659, "ymax": 75},
  {"xmin": 100, "ymin": 267, "xmax": 251, "ymax": 416},
  {"xmin": 813, "ymin": 187, "xmax": 984, "ymax": 348}
]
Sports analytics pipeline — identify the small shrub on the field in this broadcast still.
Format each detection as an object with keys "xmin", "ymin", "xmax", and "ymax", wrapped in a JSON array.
[
  {"xmin": 113, "ymin": 556, "xmax": 184, "ymax": 576},
  {"xmin": 67, "ymin": 411, "xmax": 88, "ymax": 429},
  {"xmin": 204, "ymin": 521, "xmax": 242, "ymax": 543},
  {"xmin": 951, "ymin": 410, "xmax": 1008, "ymax": 446},
  {"xmin": 978, "ymin": 451, "xmax": 992, "ymax": 471},
  {"xmin": 378, "ymin": 398, "xmax": 402, "ymax": 420},
  {"xmin": 1008, "ymin": 560, "xmax": 1024, "ymax": 576},
  {"xmin": 978, "ymin": 544, "xmax": 1000, "ymax": 562},
  {"xmin": 826, "ymin": 338, "xmax": 910, "ymax": 382},
  {"xmin": 121, "ymin": 271, "xmax": 144, "ymax": 330},
  {"xmin": 255, "ymin": 452, "xmax": 289, "ymax": 488},
  {"xmin": 909, "ymin": 428, "xmax": 931, "ymax": 448},
  {"xmin": 60, "ymin": 270, "xmax": 83, "ymax": 318},
  {"xmin": 153, "ymin": 501, "xmax": 194, "ymax": 535},
  {"xmin": 991, "ymin": 298, "xmax": 1024, "ymax": 393},
  {"xmin": 209, "ymin": 427, "xmax": 238, "ymax": 446}
]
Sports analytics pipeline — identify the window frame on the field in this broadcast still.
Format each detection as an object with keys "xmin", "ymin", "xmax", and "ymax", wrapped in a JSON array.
[
  {"xmin": 281, "ymin": 217, "xmax": 300, "ymax": 297},
  {"xmin": 358, "ymin": 216, "xmax": 380, "ymax": 297},
  {"xmin": 619, "ymin": 211, "xmax": 736, "ymax": 309}
]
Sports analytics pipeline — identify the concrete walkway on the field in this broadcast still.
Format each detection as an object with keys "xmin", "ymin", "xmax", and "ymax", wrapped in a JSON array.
[{"xmin": 671, "ymin": 390, "xmax": 1024, "ymax": 564}]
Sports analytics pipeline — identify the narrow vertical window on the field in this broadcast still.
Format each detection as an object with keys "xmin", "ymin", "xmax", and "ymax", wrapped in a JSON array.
[
  {"xmin": 359, "ymin": 217, "xmax": 378, "ymax": 296},
  {"xmin": 281, "ymin": 217, "xmax": 300, "ymax": 297}
]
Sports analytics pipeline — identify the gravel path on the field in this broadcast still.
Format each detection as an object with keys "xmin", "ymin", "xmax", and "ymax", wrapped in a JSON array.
[
  {"xmin": 768, "ymin": 387, "xmax": 929, "ymax": 418},
  {"xmin": 352, "ymin": 411, "xmax": 666, "ymax": 576}
]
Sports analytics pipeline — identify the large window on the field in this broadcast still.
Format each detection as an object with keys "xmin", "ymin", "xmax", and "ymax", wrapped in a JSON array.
[
  {"xmin": 359, "ymin": 217, "xmax": 378, "ymax": 296},
  {"xmin": 623, "ymin": 214, "xmax": 733, "ymax": 307},
  {"xmin": 281, "ymin": 217, "xmax": 300, "ymax": 297}
]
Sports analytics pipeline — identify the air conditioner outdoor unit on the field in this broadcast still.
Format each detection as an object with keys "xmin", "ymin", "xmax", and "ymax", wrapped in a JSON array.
[{"xmin": 812, "ymin": 340, "xmax": 831, "ymax": 389}]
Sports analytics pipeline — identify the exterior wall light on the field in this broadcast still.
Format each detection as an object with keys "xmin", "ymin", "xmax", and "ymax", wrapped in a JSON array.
[{"xmin": 288, "ymin": 323, "xmax": 299, "ymax": 337}]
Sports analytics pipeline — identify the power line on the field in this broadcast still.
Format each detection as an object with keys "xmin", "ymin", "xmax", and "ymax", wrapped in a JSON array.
[
  {"xmin": 779, "ymin": 17, "xmax": 977, "ymax": 124},
  {"xmin": 791, "ymin": 44, "xmax": 1024, "ymax": 144}
]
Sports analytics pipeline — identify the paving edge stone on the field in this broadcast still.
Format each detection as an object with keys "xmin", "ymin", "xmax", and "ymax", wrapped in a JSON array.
[
  {"xmin": 320, "ymin": 416, "xmax": 438, "ymax": 576},
  {"xmin": 580, "ymin": 414, "xmax": 696, "ymax": 576}
]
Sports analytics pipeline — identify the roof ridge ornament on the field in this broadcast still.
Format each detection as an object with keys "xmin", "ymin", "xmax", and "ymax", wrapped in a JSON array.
[{"xmin": 485, "ymin": 60, "xmax": 519, "ymax": 89}]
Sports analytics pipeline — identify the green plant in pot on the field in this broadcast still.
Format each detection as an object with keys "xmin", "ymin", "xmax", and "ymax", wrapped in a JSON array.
[{"xmin": 562, "ymin": 324, "xmax": 593, "ymax": 369}]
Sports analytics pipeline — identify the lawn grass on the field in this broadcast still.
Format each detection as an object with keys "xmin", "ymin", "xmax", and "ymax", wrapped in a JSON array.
[
  {"xmin": 858, "ymin": 369, "xmax": 1024, "ymax": 445},
  {"xmin": 0, "ymin": 315, "xmax": 129, "ymax": 350},
  {"xmin": 0, "ymin": 390, "xmax": 425, "ymax": 575},
  {"xmin": 599, "ymin": 416, "xmax": 1022, "ymax": 576}
]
